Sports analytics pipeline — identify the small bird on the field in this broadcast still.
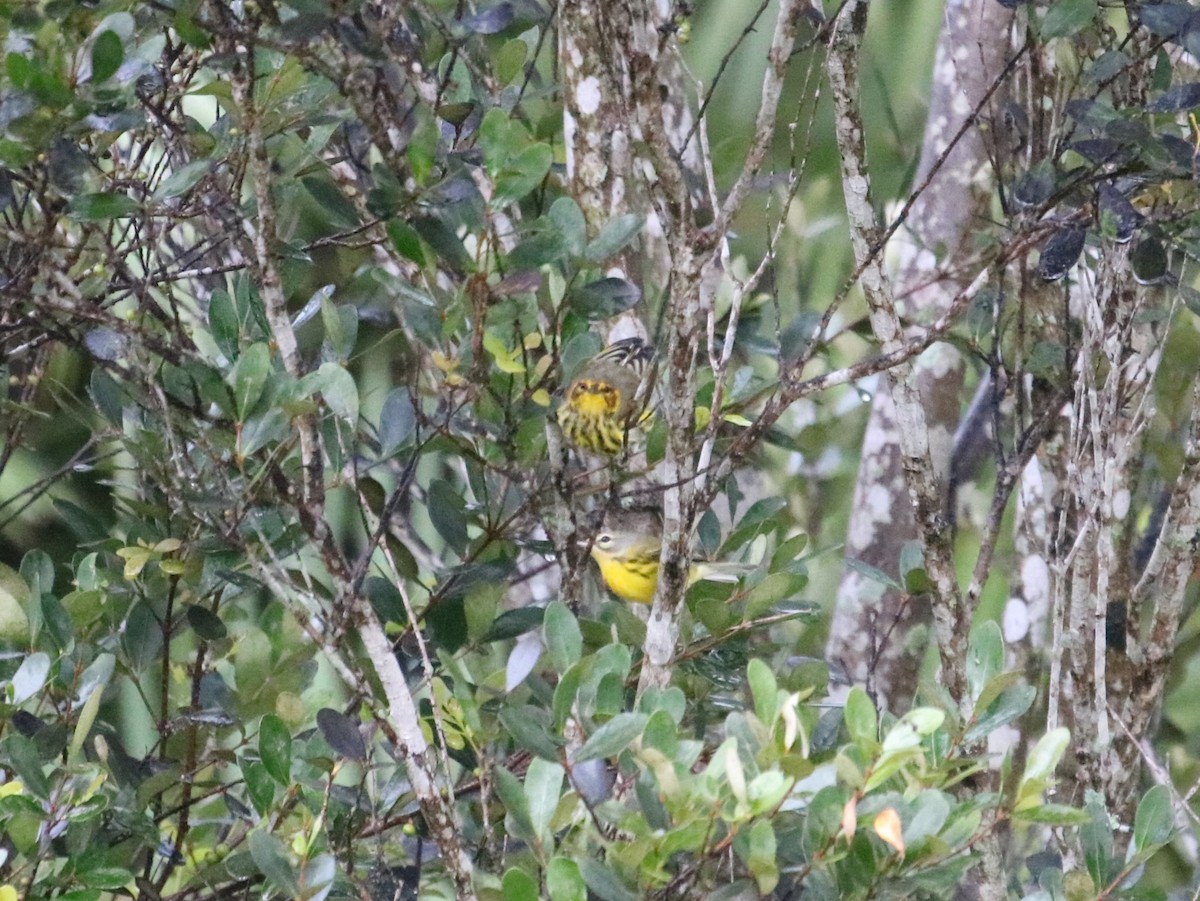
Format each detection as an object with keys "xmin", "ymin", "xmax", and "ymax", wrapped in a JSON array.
[
  {"xmin": 587, "ymin": 514, "xmax": 747, "ymax": 604},
  {"xmin": 556, "ymin": 337, "xmax": 655, "ymax": 455}
]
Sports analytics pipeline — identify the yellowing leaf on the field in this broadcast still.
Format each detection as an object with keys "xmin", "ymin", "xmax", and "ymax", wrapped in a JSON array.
[
  {"xmin": 531, "ymin": 388, "xmax": 551, "ymax": 407},
  {"xmin": 153, "ymin": 538, "xmax": 183, "ymax": 553},
  {"xmin": 523, "ymin": 332, "xmax": 543, "ymax": 349},
  {"xmin": 0, "ymin": 781, "xmax": 23, "ymax": 799},
  {"xmin": 874, "ymin": 807, "xmax": 905, "ymax": 855},
  {"xmin": 431, "ymin": 351, "xmax": 458, "ymax": 373},
  {"xmin": 116, "ymin": 546, "xmax": 153, "ymax": 580},
  {"xmin": 695, "ymin": 406, "xmax": 711, "ymax": 430}
]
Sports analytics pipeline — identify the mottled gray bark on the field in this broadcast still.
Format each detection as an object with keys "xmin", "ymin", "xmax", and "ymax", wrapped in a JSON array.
[{"xmin": 827, "ymin": 0, "xmax": 1014, "ymax": 707}]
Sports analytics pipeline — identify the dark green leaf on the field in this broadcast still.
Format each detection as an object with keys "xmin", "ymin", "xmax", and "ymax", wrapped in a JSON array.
[
  {"xmin": 91, "ymin": 30, "xmax": 124, "ymax": 84},
  {"xmin": 387, "ymin": 220, "xmax": 427, "ymax": 266},
  {"xmin": 579, "ymin": 858, "xmax": 638, "ymax": 901},
  {"xmin": 567, "ymin": 278, "xmax": 642, "ymax": 320},
  {"xmin": 316, "ymin": 708, "xmax": 366, "ymax": 760},
  {"xmin": 259, "ymin": 715, "xmax": 292, "ymax": 786},
  {"xmin": 427, "ymin": 480, "xmax": 469, "ymax": 552},
  {"xmin": 208, "ymin": 289, "xmax": 240, "ymax": 360},
  {"xmin": 499, "ymin": 706, "xmax": 561, "ymax": 760},
  {"xmin": 231, "ymin": 342, "xmax": 271, "ymax": 420},
  {"xmin": 186, "ymin": 604, "xmax": 227, "ymax": 641},
  {"xmin": 1081, "ymin": 790, "xmax": 1114, "ymax": 886},
  {"xmin": 1037, "ymin": 227, "xmax": 1085, "ymax": 281},
  {"xmin": 480, "ymin": 605, "xmax": 545, "ymax": 642},
  {"xmin": 242, "ymin": 759, "xmax": 275, "ymax": 815},
  {"xmin": 379, "ymin": 388, "xmax": 417, "ymax": 456},
  {"xmin": 1131, "ymin": 237, "xmax": 1170, "ymax": 285},
  {"xmin": 302, "ymin": 176, "xmax": 360, "ymax": 229}
]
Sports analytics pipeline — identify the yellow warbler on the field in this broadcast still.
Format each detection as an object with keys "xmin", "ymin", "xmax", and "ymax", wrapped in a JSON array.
[
  {"xmin": 588, "ymin": 517, "xmax": 747, "ymax": 604},
  {"xmin": 556, "ymin": 337, "xmax": 655, "ymax": 455}
]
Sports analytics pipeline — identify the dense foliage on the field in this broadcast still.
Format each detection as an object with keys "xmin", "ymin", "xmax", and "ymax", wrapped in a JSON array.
[{"xmin": 3, "ymin": 0, "xmax": 1200, "ymax": 898}]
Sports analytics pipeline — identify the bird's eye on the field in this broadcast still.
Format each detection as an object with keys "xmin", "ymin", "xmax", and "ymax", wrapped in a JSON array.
[{"xmin": 597, "ymin": 533, "xmax": 612, "ymax": 547}]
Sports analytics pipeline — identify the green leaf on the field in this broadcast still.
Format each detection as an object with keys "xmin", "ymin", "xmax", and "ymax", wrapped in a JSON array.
[
  {"xmin": 496, "ymin": 38, "xmax": 529, "ymax": 85},
  {"xmin": 259, "ymin": 715, "xmax": 292, "ymax": 786},
  {"xmin": 579, "ymin": 859, "xmax": 638, "ymax": 901},
  {"xmin": 1041, "ymin": 0, "xmax": 1097, "ymax": 39},
  {"xmin": 499, "ymin": 705, "xmax": 561, "ymax": 760},
  {"xmin": 843, "ymin": 687, "xmax": 877, "ymax": 745},
  {"xmin": 0, "ymin": 562, "xmax": 31, "ymax": 642},
  {"xmin": 248, "ymin": 831, "xmax": 299, "ymax": 897},
  {"xmin": 747, "ymin": 658, "xmax": 778, "ymax": 725},
  {"xmin": 378, "ymin": 388, "xmax": 417, "ymax": 456},
  {"xmin": 899, "ymin": 540, "xmax": 929, "ymax": 593},
  {"xmin": 502, "ymin": 867, "xmax": 539, "ymax": 901},
  {"xmin": 480, "ymin": 606, "xmax": 545, "ymax": 643},
  {"xmin": 963, "ymin": 683, "xmax": 1036, "ymax": 744},
  {"xmin": 230, "ymin": 342, "xmax": 271, "ymax": 420},
  {"xmin": 494, "ymin": 143, "xmax": 553, "ymax": 205},
  {"xmin": 1132, "ymin": 784, "xmax": 1173, "ymax": 852},
  {"xmin": 575, "ymin": 713, "xmax": 649, "ymax": 762},
  {"xmin": 316, "ymin": 708, "xmax": 367, "ymax": 760},
  {"xmin": 966, "ymin": 621, "xmax": 1004, "ymax": 704},
  {"xmin": 427, "ymin": 479, "xmax": 469, "ymax": 552},
  {"xmin": 208, "ymin": 289, "xmax": 240, "ymax": 360},
  {"xmin": 68, "ymin": 192, "xmax": 138, "ymax": 220},
  {"xmin": 1022, "ymin": 726, "xmax": 1070, "ymax": 786},
  {"xmin": 567, "ymin": 277, "xmax": 642, "ymax": 320},
  {"xmin": 11, "ymin": 652, "xmax": 50, "ymax": 704},
  {"xmin": 745, "ymin": 819, "xmax": 779, "ymax": 895},
  {"xmin": 186, "ymin": 604, "xmax": 227, "ymax": 641},
  {"xmin": 300, "ymin": 362, "xmax": 359, "ymax": 423},
  {"xmin": 845, "ymin": 557, "xmax": 903, "ymax": 591},
  {"xmin": 387, "ymin": 219, "xmax": 427, "ymax": 266},
  {"xmin": 546, "ymin": 856, "xmax": 586, "ymax": 901},
  {"xmin": 742, "ymin": 571, "xmax": 805, "ymax": 620},
  {"xmin": 495, "ymin": 765, "xmax": 536, "ymax": 845},
  {"xmin": 543, "ymin": 601, "xmax": 582, "ymax": 674},
  {"xmin": 1081, "ymin": 789, "xmax": 1114, "ymax": 887},
  {"xmin": 152, "ymin": 160, "xmax": 210, "ymax": 201},
  {"xmin": 524, "ymin": 757, "xmax": 565, "ymax": 846},
  {"xmin": 584, "ymin": 213, "xmax": 645, "ymax": 262},
  {"xmin": 242, "ymin": 759, "xmax": 275, "ymax": 815},
  {"xmin": 1012, "ymin": 803, "xmax": 1091, "ymax": 825},
  {"xmin": 90, "ymin": 30, "xmax": 124, "ymax": 84},
  {"xmin": 548, "ymin": 196, "xmax": 587, "ymax": 258}
]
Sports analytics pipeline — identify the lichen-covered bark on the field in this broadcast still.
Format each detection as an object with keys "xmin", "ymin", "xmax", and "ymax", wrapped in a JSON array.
[{"xmin": 828, "ymin": 0, "xmax": 1014, "ymax": 706}]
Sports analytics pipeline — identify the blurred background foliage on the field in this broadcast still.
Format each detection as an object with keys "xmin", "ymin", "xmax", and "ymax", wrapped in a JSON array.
[{"xmin": 1, "ymin": 0, "xmax": 1198, "ymax": 897}]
